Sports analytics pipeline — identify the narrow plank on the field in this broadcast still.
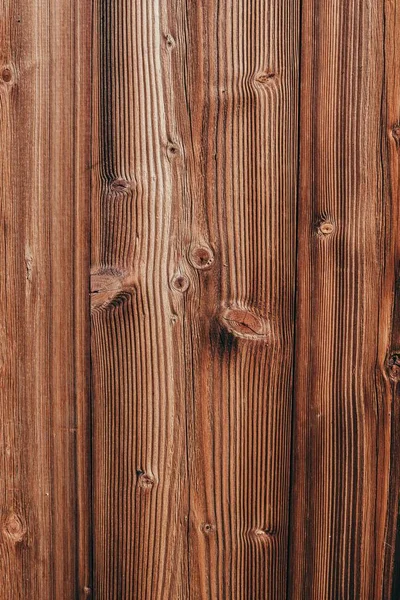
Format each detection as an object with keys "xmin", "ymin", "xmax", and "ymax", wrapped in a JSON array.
[
  {"xmin": 90, "ymin": 1, "xmax": 190, "ymax": 597},
  {"xmin": 91, "ymin": 0, "xmax": 300, "ymax": 598},
  {"xmin": 0, "ymin": 0, "xmax": 91, "ymax": 599},
  {"xmin": 289, "ymin": 0, "xmax": 400, "ymax": 597}
]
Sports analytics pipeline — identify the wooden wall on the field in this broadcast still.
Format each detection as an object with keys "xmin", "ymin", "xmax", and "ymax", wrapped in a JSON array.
[{"xmin": 1, "ymin": 0, "xmax": 400, "ymax": 598}]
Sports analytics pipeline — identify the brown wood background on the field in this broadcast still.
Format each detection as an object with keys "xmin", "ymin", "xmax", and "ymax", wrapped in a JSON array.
[{"xmin": 1, "ymin": 0, "xmax": 400, "ymax": 598}]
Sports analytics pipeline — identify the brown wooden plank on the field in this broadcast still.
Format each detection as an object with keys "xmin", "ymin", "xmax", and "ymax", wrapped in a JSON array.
[
  {"xmin": 0, "ymin": 1, "xmax": 91, "ymax": 598},
  {"xmin": 289, "ymin": 0, "xmax": 400, "ymax": 597},
  {"xmin": 91, "ymin": 0, "xmax": 300, "ymax": 598},
  {"xmin": 90, "ymin": 1, "xmax": 190, "ymax": 597}
]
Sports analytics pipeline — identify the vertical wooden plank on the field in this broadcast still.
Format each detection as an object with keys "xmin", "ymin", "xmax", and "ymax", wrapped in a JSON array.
[
  {"xmin": 91, "ymin": 1, "xmax": 190, "ymax": 598},
  {"xmin": 289, "ymin": 0, "xmax": 400, "ymax": 597},
  {"xmin": 91, "ymin": 1, "xmax": 300, "ymax": 599},
  {"xmin": 381, "ymin": 1, "xmax": 400, "ymax": 597},
  {"xmin": 176, "ymin": 1, "xmax": 300, "ymax": 598},
  {"xmin": 0, "ymin": 1, "xmax": 91, "ymax": 599}
]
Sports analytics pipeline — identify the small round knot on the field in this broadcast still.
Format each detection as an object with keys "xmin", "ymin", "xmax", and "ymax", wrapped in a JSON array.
[
  {"xmin": 171, "ymin": 273, "xmax": 189, "ymax": 293},
  {"xmin": 167, "ymin": 142, "xmax": 180, "ymax": 159},
  {"xmin": 388, "ymin": 353, "xmax": 400, "ymax": 381},
  {"xmin": 317, "ymin": 220, "xmax": 335, "ymax": 236},
  {"xmin": 190, "ymin": 245, "xmax": 214, "ymax": 270},
  {"xmin": 1, "ymin": 67, "xmax": 13, "ymax": 83},
  {"xmin": 202, "ymin": 523, "xmax": 216, "ymax": 534},
  {"xmin": 165, "ymin": 33, "xmax": 176, "ymax": 49},
  {"xmin": 3, "ymin": 512, "xmax": 25, "ymax": 543},
  {"xmin": 109, "ymin": 178, "xmax": 131, "ymax": 193},
  {"xmin": 83, "ymin": 587, "xmax": 92, "ymax": 597}
]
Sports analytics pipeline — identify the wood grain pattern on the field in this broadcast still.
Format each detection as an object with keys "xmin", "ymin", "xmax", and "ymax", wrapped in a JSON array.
[
  {"xmin": 91, "ymin": 0, "xmax": 299, "ymax": 598},
  {"xmin": 0, "ymin": 0, "xmax": 91, "ymax": 598},
  {"xmin": 2, "ymin": 0, "xmax": 400, "ymax": 597},
  {"xmin": 289, "ymin": 0, "xmax": 400, "ymax": 598}
]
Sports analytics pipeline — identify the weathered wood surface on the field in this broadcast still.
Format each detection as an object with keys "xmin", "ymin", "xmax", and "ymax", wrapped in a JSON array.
[
  {"xmin": 0, "ymin": 0, "xmax": 91, "ymax": 598},
  {"xmin": 1, "ymin": 0, "xmax": 400, "ymax": 598}
]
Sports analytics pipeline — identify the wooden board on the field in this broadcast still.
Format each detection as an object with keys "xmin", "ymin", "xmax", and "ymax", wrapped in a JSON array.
[
  {"xmin": 90, "ymin": 0, "xmax": 300, "ymax": 598},
  {"xmin": 0, "ymin": 0, "xmax": 91, "ymax": 598},
  {"xmin": 289, "ymin": 0, "xmax": 400, "ymax": 597}
]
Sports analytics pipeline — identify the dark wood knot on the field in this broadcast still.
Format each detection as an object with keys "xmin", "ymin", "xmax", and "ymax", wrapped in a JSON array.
[
  {"xmin": 388, "ymin": 352, "xmax": 400, "ymax": 381},
  {"xmin": 171, "ymin": 273, "xmax": 189, "ymax": 292},
  {"xmin": 392, "ymin": 125, "xmax": 400, "ymax": 145},
  {"xmin": 1, "ymin": 66, "xmax": 13, "ymax": 84},
  {"xmin": 220, "ymin": 307, "xmax": 269, "ymax": 341},
  {"xmin": 3, "ymin": 511, "xmax": 26, "ymax": 543},
  {"xmin": 165, "ymin": 33, "xmax": 176, "ymax": 49},
  {"xmin": 190, "ymin": 245, "xmax": 214, "ymax": 270}
]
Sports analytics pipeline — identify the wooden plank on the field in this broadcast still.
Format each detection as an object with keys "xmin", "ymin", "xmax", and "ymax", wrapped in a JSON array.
[
  {"xmin": 289, "ymin": 0, "xmax": 400, "ymax": 597},
  {"xmin": 0, "ymin": 1, "xmax": 91, "ymax": 599},
  {"xmin": 91, "ymin": 0, "xmax": 300, "ymax": 598},
  {"xmin": 90, "ymin": 1, "xmax": 190, "ymax": 597}
]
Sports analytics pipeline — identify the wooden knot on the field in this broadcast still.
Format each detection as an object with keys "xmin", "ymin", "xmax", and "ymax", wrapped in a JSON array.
[
  {"xmin": 167, "ymin": 141, "xmax": 180, "ymax": 159},
  {"xmin": 136, "ymin": 469, "xmax": 155, "ymax": 490},
  {"xmin": 317, "ymin": 219, "xmax": 335, "ymax": 236},
  {"xmin": 255, "ymin": 71, "xmax": 276, "ymax": 85},
  {"xmin": 392, "ymin": 125, "xmax": 400, "ymax": 145},
  {"xmin": 90, "ymin": 269, "xmax": 136, "ymax": 310},
  {"xmin": 83, "ymin": 587, "xmax": 92, "ymax": 597},
  {"xmin": 3, "ymin": 512, "xmax": 26, "ymax": 543},
  {"xmin": 171, "ymin": 273, "xmax": 189, "ymax": 292},
  {"xmin": 388, "ymin": 353, "xmax": 400, "ymax": 381},
  {"xmin": 190, "ymin": 245, "xmax": 214, "ymax": 270},
  {"xmin": 109, "ymin": 178, "xmax": 131, "ymax": 193},
  {"xmin": 1, "ymin": 66, "xmax": 13, "ymax": 84},
  {"xmin": 202, "ymin": 522, "xmax": 216, "ymax": 534},
  {"xmin": 220, "ymin": 307, "xmax": 269, "ymax": 341},
  {"xmin": 251, "ymin": 527, "xmax": 277, "ymax": 540},
  {"xmin": 165, "ymin": 33, "xmax": 176, "ymax": 49}
]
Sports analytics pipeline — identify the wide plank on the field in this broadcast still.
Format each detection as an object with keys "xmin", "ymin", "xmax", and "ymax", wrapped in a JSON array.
[{"xmin": 91, "ymin": 0, "xmax": 300, "ymax": 598}]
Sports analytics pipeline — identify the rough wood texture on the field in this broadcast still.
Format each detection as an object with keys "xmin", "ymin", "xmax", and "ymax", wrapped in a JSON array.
[
  {"xmin": 0, "ymin": 1, "xmax": 91, "ymax": 598},
  {"xmin": 2, "ymin": 0, "xmax": 400, "ymax": 597},
  {"xmin": 91, "ymin": 0, "xmax": 299, "ymax": 598},
  {"xmin": 289, "ymin": 0, "xmax": 400, "ymax": 598}
]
